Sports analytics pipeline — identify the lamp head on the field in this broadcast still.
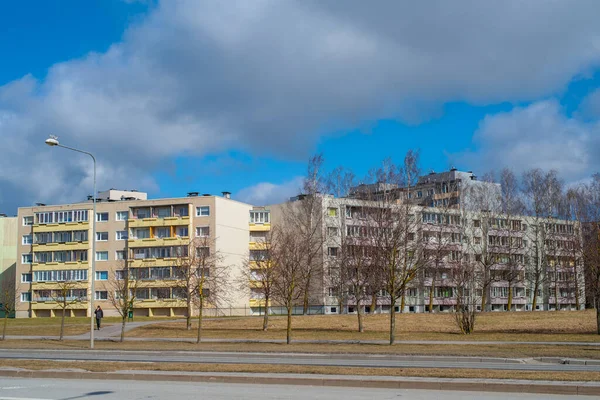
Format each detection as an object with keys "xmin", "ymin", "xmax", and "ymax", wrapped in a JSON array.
[{"xmin": 45, "ymin": 135, "xmax": 59, "ymax": 147}]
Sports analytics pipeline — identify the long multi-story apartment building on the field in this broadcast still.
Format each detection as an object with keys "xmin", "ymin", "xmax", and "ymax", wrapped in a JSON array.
[
  {"xmin": 15, "ymin": 190, "xmax": 252, "ymax": 318},
  {"xmin": 277, "ymin": 194, "xmax": 585, "ymax": 315}
]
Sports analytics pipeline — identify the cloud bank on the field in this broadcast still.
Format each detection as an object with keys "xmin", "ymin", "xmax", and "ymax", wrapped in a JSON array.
[{"xmin": 2, "ymin": 1, "xmax": 600, "ymax": 212}]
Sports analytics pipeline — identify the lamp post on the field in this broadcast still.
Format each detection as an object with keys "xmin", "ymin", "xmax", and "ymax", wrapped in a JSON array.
[{"xmin": 45, "ymin": 135, "xmax": 97, "ymax": 349}]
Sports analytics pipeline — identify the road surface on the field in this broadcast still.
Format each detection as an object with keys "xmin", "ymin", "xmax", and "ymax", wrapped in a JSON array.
[
  {"xmin": 0, "ymin": 349, "xmax": 599, "ymax": 372},
  {"xmin": 0, "ymin": 377, "xmax": 596, "ymax": 400}
]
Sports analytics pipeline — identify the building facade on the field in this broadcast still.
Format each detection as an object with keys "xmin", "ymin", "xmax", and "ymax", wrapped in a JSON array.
[
  {"xmin": 15, "ymin": 191, "xmax": 251, "ymax": 318},
  {"xmin": 0, "ymin": 215, "xmax": 17, "ymax": 289},
  {"xmin": 315, "ymin": 197, "xmax": 585, "ymax": 314}
]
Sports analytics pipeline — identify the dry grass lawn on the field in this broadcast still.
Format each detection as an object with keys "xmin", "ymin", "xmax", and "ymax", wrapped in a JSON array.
[
  {"xmin": 1, "ymin": 339, "xmax": 599, "ymax": 360},
  {"xmin": 127, "ymin": 310, "xmax": 600, "ymax": 343},
  {"xmin": 0, "ymin": 359, "xmax": 599, "ymax": 382}
]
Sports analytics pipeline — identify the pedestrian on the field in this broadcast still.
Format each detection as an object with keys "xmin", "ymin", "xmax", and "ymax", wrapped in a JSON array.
[{"xmin": 94, "ymin": 305, "xmax": 103, "ymax": 330}]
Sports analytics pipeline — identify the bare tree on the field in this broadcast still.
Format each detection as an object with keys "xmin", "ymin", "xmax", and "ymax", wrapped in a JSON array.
[
  {"xmin": 49, "ymin": 280, "xmax": 87, "ymax": 341},
  {"xmin": 108, "ymin": 259, "xmax": 141, "ymax": 342},
  {"xmin": 176, "ymin": 237, "xmax": 229, "ymax": 343},
  {"xmin": 366, "ymin": 152, "xmax": 424, "ymax": 344},
  {"xmin": 495, "ymin": 168, "xmax": 526, "ymax": 312},
  {"xmin": 241, "ymin": 231, "xmax": 275, "ymax": 331},
  {"xmin": 522, "ymin": 169, "xmax": 563, "ymax": 310},
  {"xmin": 297, "ymin": 154, "xmax": 327, "ymax": 315},
  {"xmin": 0, "ymin": 276, "xmax": 17, "ymax": 340},
  {"xmin": 463, "ymin": 171, "xmax": 500, "ymax": 312},
  {"xmin": 270, "ymin": 224, "xmax": 305, "ymax": 344},
  {"xmin": 582, "ymin": 174, "xmax": 600, "ymax": 332}
]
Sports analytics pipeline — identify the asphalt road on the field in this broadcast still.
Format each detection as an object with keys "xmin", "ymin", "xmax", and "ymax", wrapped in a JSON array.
[
  {"xmin": 0, "ymin": 377, "xmax": 595, "ymax": 400},
  {"xmin": 1, "ymin": 349, "xmax": 599, "ymax": 372}
]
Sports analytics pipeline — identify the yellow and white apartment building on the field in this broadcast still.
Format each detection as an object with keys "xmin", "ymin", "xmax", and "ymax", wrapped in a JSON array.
[
  {"xmin": 15, "ymin": 190, "xmax": 251, "ymax": 318},
  {"xmin": 248, "ymin": 207, "xmax": 271, "ymax": 314}
]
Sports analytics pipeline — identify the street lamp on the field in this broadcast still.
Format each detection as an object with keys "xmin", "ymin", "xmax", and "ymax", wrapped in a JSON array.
[{"xmin": 45, "ymin": 135, "xmax": 97, "ymax": 349}]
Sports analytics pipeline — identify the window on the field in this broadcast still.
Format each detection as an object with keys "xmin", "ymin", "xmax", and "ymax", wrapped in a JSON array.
[
  {"xmin": 116, "ymin": 211, "xmax": 129, "ymax": 221},
  {"xmin": 23, "ymin": 216, "xmax": 34, "ymax": 226},
  {"xmin": 96, "ymin": 212, "xmax": 109, "ymax": 222},
  {"xmin": 133, "ymin": 228, "xmax": 150, "ymax": 239},
  {"xmin": 74, "ymin": 230, "xmax": 88, "ymax": 242},
  {"xmin": 22, "ymin": 253, "xmax": 32, "ymax": 264},
  {"xmin": 408, "ymin": 232, "xmax": 415, "ymax": 241},
  {"xmin": 249, "ymin": 250, "xmax": 267, "ymax": 261},
  {"xmin": 150, "ymin": 267, "xmax": 171, "ymax": 280},
  {"xmin": 175, "ymin": 206, "xmax": 189, "ymax": 217},
  {"xmin": 327, "ymin": 247, "xmax": 339, "ymax": 257},
  {"xmin": 249, "ymin": 211, "xmax": 269, "ymax": 223},
  {"xmin": 22, "ymin": 235, "xmax": 32, "ymax": 245},
  {"xmin": 196, "ymin": 226, "xmax": 210, "ymax": 237},
  {"xmin": 176, "ymin": 226, "xmax": 189, "ymax": 237},
  {"xmin": 21, "ymin": 292, "xmax": 31, "ymax": 302},
  {"xmin": 327, "ymin": 227, "xmax": 339, "ymax": 237},
  {"xmin": 196, "ymin": 206, "xmax": 210, "ymax": 217},
  {"xmin": 116, "ymin": 231, "xmax": 128, "ymax": 240},
  {"xmin": 156, "ymin": 207, "xmax": 171, "ymax": 218},
  {"xmin": 417, "ymin": 191, "xmax": 422, "ymax": 198},
  {"xmin": 116, "ymin": 250, "xmax": 126, "ymax": 260},
  {"xmin": 116, "ymin": 270, "xmax": 125, "ymax": 280},
  {"xmin": 95, "ymin": 291, "xmax": 108, "ymax": 300},
  {"xmin": 96, "ymin": 232, "xmax": 108, "ymax": 241},
  {"xmin": 95, "ymin": 271, "xmax": 108, "ymax": 281},
  {"xmin": 327, "ymin": 208, "xmax": 338, "ymax": 217},
  {"xmin": 134, "ymin": 208, "xmax": 150, "ymax": 219},
  {"xmin": 407, "ymin": 288, "xmax": 418, "ymax": 297},
  {"xmin": 96, "ymin": 251, "xmax": 108, "ymax": 261},
  {"xmin": 474, "ymin": 237, "xmax": 481, "ymax": 245},
  {"xmin": 21, "ymin": 273, "xmax": 32, "ymax": 283},
  {"xmin": 155, "ymin": 227, "xmax": 170, "ymax": 238},
  {"xmin": 249, "ymin": 231, "xmax": 267, "ymax": 242}
]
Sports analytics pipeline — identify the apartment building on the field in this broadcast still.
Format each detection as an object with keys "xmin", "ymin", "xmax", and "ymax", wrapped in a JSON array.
[
  {"xmin": 0, "ymin": 215, "xmax": 17, "ymax": 289},
  {"xmin": 15, "ymin": 190, "xmax": 251, "ymax": 318},
  {"xmin": 290, "ymin": 196, "xmax": 585, "ymax": 314}
]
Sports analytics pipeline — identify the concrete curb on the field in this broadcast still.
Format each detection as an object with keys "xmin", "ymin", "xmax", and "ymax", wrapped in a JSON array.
[{"xmin": 1, "ymin": 369, "xmax": 599, "ymax": 396}]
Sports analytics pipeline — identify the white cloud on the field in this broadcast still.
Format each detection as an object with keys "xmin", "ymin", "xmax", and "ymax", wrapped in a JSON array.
[
  {"xmin": 2, "ymin": 1, "xmax": 600, "ymax": 212},
  {"xmin": 237, "ymin": 177, "xmax": 304, "ymax": 206},
  {"xmin": 453, "ymin": 100, "xmax": 600, "ymax": 181}
]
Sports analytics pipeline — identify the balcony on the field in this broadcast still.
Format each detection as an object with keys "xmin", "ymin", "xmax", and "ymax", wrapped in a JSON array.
[
  {"xmin": 128, "ymin": 236, "xmax": 189, "ymax": 248},
  {"xmin": 33, "ymin": 221, "xmax": 90, "ymax": 233},
  {"xmin": 32, "ymin": 241, "xmax": 89, "ymax": 251},
  {"xmin": 128, "ymin": 215, "xmax": 190, "ymax": 228}
]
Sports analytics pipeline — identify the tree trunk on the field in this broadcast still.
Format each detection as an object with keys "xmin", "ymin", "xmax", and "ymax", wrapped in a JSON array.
[
  {"xmin": 357, "ymin": 305, "xmax": 364, "ymax": 333},
  {"xmin": 2, "ymin": 315, "xmax": 7, "ymax": 340},
  {"xmin": 120, "ymin": 316, "xmax": 126, "ymax": 342},
  {"xmin": 196, "ymin": 302, "xmax": 204, "ymax": 344},
  {"xmin": 59, "ymin": 306, "xmax": 66, "ymax": 341},
  {"xmin": 262, "ymin": 296, "xmax": 269, "ymax": 331},
  {"xmin": 555, "ymin": 276, "xmax": 560, "ymax": 311},
  {"xmin": 400, "ymin": 292, "xmax": 405, "ymax": 313},
  {"xmin": 532, "ymin": 279, "xmax": 539, "ymax": 311},
  {"xmin": 429, "ymin": 285, "xmax": 434, "ymax": 313},
  {"xmin": 186, "ymin": 298, "xmax": 192, "ymax": 330},
  {"xmin": 481, "ymin": 286, "xmax": 487, "ymax": 312},
  {"xmin": 389, "ymin": 298, "xmax": 396, "ymax": 345},
  {"xmin": 596, "ymin": 298, "xmax": 600, "ymax": 335},
  {"xmin": 286, "ymin": 304, "xmax": 292, "ymax": 344},
  {"xmin": 302, "ymin": 285, "xmax": 309, "ymax": 315},
  {"xmin": 371, "ymin": 293, "xmax": 377, "ymax": 314}
]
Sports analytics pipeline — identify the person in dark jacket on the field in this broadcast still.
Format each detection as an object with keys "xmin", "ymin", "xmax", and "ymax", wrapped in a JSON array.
[{"xmin": 94, "ymin": 306, "xmax": 104, "ymax": 330}]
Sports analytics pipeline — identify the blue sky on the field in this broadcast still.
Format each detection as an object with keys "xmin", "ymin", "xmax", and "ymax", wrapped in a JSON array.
[{"xmin": 1, "ymin": 1, "xmax": 600, "ymax": 214}]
